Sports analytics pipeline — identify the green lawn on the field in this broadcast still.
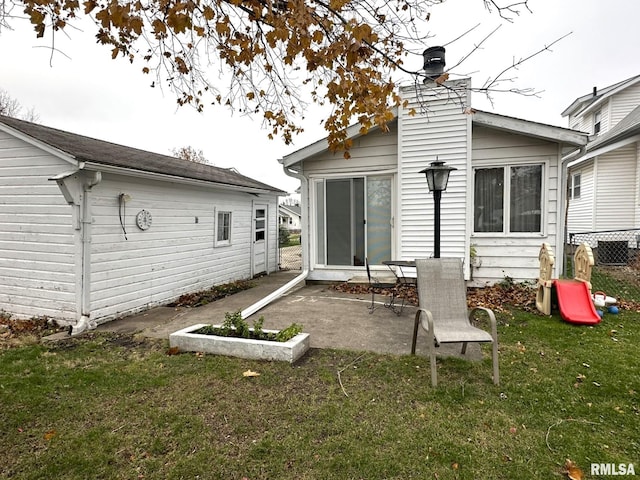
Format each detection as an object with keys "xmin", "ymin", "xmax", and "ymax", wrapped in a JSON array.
[{"xmin": 1, "ymin": 309, "xmax": 638, "ymax": 479}]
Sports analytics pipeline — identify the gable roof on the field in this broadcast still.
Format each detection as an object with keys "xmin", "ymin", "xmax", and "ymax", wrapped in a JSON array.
[
  {"xmin": 0, "ymin": 115, "xmax": 285, "ymax": 194},
  {"xmin": 280, "ymin": 109, "xmax": 588, "ymax": 167},
  {"xmin": 279, "ymin": 204, "xmax": 301, "ymax": 217},
  {"xmin": 561, "ymin": 74, "xmax": 640, "ymax": 118}
]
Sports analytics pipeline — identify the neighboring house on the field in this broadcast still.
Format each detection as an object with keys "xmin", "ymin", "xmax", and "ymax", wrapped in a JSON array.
[
  {"xmin": 563, "ymin": 74, "xmax": 640, "ymax": 237},
  {"xmin": 0, "ymin": 115, "xmax": 285, "ymax": 333},
  {"xmin": 278, "ymin": 204, "xmax": 302, "ymax": 232},
  {"xmin": 280, "ymin": 79, "xmax": 588, "ymax": 285}
]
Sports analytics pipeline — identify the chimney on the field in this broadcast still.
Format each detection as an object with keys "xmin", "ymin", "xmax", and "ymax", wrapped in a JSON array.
[{"xmin": 423, "ymin": 46, "xmax": 446, "ymax": 80}]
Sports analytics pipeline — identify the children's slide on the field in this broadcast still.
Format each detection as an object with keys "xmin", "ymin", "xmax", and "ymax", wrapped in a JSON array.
[{"xmin": 553, "ymin": 279, "xmax": 602, "ymax": 325}]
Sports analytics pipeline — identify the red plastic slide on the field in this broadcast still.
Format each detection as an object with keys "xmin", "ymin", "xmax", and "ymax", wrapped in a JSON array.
[{"xmin": 553, "ymin": 279, "xmax": 602, "ymax": 325}]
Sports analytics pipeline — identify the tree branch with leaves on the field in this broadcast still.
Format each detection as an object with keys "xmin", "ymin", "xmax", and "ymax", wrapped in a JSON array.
[{"xmin": 4, "ymin": 0, "xmax": 557, "ymax": 155}]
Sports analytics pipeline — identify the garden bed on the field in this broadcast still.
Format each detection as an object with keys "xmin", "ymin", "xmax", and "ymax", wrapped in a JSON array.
[{"xmin": 169, "ymin": 323, "xmax": 310, "ymax": 363}]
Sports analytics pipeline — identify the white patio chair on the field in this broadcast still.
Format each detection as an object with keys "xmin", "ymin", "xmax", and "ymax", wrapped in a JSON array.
[{"xmin": 411, "ymin": 258, "xmax": 499, "ymax": 386}]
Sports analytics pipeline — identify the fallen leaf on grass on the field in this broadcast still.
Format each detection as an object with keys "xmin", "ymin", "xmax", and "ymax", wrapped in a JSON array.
[
  {"xmin": 166, "ymin": 347, "xmax": 180, "ymax": 356},
  {"xmin": 43, "ymin": 429, "xmax": 56, "ymax": 441},
  {"xmin": 563, "ymin": 459, "xmax": 583, "ymax": 480},
  {"xmin": 243, "ymin": 370, "xmax": 260, "ymax": 377}
]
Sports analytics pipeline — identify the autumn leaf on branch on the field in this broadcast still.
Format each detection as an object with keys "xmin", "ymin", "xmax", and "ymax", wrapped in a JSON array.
[{"xmin": 11, "ymin": 0, "xmax": 554, "ymax": 152}]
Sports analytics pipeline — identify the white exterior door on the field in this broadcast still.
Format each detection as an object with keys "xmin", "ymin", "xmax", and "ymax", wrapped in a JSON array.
[{"xmin": 252, "ymin": 203, "xmax": 267, "ymax": 276}]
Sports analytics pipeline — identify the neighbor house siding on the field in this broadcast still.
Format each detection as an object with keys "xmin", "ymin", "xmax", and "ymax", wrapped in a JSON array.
[
  {"xmin": 567, "ymin": 159, "xmax": 596, "ymax": 235},
  {"xmin": 569, "ymin": 101, "xmax": 610, "ymax": 135},
  {"xmin": 594, "ymin": 146, "xmax": 637, "ymax": 231},
  {"xmin": 0, "ymin": 131, "xmax": 77, "ymax": 320},
  {"xmin": 88, "ymin": 174, "xmax": 276, "ymax": 322},
  {"xmin": 610, "ymin": 83, "xmax": 640, "ymax": 127},
  {"xmin": 398, "ymin": 82, "xmax": 470, "ymax": 263},
  {"xmin": 470, "ymin": 126, "xmax": 560, "ymax": 283}
]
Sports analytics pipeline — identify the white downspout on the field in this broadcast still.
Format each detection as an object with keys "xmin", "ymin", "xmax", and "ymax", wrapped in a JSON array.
[
  {"xmin": 559, "ymin": 147, "xmax": 586, "ymax": 278},
  {"xmin": 241, "ymin": 166, "xmax": 309, "ymax": 319},
  {"xmin": 72, "ymin": 172, "xmax": 102, "ymax": 335}
]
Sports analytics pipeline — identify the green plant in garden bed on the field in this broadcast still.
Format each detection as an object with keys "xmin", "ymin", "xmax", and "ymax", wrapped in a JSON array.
[{"xmin": 193, "ymin": 310, "xmax": 303, "ymax": 342}]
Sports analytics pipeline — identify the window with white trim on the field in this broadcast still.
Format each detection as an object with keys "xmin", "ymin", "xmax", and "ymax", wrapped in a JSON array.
[
  {"xmin": 215, "ymin": 210, "xmax": 232, "ymax": 246},
  {"xmin": 474, "ymin": 164, "xmax": 543, "ymax": 234},
  {"xmin": 594, "ymin": 110, "xmax": 602, "ymax": 135},
  {"xmin": 569, "ymin": 172, "xmax": 581, "ymax": 200}
]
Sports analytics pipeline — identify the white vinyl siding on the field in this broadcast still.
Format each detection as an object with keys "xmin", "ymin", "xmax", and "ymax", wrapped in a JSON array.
[
  {"xmin": 594, "ymin": 146, "xmax": 637, "ymax": 231},
  {"xmin": 89, "ymin": 174, "xmax": 278, "ymax": 322},
  {"xmin": 609, "ymin": 82, "xmax": 640, "ymax": 127},
  {"xmin": 470, "ymin": 126, "xmax": 560, "ymax": 284},
  {"xmin": 302, "ymin": 121, "xmax": 398, "ymax": 175},
  {"xmin": 0, "ymin": 131, "xmax": 77, "ymax": 321},
  {"xmin": 398, "ymin": 82, "xmax": 470, "ymax": 262},
  {"xmin": 569, "ymin": 102, "xmax": 610, "ymax": 134},
  {"xmin": 567, "ymin": 160, "xmax": 596, "ymax": 235}
]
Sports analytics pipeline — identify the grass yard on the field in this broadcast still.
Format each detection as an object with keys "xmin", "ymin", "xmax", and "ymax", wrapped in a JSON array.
[{"xmin": 1, "ymin": 309, "xmax": 638, "ymax": 479}]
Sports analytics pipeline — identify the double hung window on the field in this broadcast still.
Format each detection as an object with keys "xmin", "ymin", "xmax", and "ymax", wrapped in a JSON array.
[
  {"xmin": 474, "ymin": 164, "xmax": 543, "ymax": 234},
  {"xmin": 215, "ymin": 210, "xmax": 232, "ymax": 246}
]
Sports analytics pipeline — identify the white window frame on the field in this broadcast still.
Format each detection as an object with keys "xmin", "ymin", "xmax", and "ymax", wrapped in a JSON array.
[
  {"xmin": 569, "ymin": 172, "xmax": 581, "ymax": 200},
  {"xmin": 214, "ymin": 208, "xmax": 232, "ymax": 247},
  {"xmin": 594, "ymin": 110, "xmax": 602, "ymax": 135},
  {"xmin": 473, "ymin": 162, "xmax": 546, "ymax": 236}
]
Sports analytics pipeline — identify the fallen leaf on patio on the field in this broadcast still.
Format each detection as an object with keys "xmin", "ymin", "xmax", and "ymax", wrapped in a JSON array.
[
  {"xmin": 243, "ymin": 370, "xmax": 260, "ymax": 377},
  {"xmin": 166, "ymin": 347, "xmax": 180, "ymax": 356},
  {"xmin": 43, "ymin": 429, "xmax": 56, "ymax": 441},
  {"xmin": 563, "ymin": 459, "xmax": 583, "ymax": 480}
]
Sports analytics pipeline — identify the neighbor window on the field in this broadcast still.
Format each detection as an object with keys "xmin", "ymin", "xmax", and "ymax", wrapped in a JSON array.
[
  {"xmin": 594, "ymin": 110, "xmax": 602, "ymax": 135},
  {"xmin": 474, "ymin": 164, "xmax": 543, "ymax": 234},
  {"xmin": 569, "ymin": 173, "xmax": 581, "ymax": 199},
  {"xmin": 215, "ymin": 210, "xmax": 232, "ymax": 246}
]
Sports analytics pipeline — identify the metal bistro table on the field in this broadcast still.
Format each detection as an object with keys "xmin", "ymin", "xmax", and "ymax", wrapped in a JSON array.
[{"xmin": 382, "ymin": 260, "xmax": 417, "ymax": 314}]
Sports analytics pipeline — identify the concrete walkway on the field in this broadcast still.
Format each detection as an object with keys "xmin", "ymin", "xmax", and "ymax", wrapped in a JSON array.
[{"xmin": 95, "ymin": 270, "xmax": 481, "ymax": 359}]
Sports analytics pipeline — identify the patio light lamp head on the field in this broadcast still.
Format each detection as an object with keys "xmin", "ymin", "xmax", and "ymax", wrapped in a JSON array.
[{"xmin": 419, "ymin": 159, "xmax": 457, "ymax": 192}]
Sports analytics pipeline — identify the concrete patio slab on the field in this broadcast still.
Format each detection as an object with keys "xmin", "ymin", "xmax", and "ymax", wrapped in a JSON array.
[{"xmin": 95, "ymin": 270, "xmax": 483, "ymax": 360}]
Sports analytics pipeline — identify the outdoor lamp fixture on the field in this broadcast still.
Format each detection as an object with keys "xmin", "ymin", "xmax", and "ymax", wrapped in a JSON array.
[{"xmin": 419, "ymin": 159, "xmax": 457, "ymax": 258}]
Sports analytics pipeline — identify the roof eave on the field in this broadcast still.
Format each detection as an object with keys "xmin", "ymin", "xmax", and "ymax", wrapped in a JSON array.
[
  {"xmin": 472, "ymin": 110, "xmax": 589, "ymax": 146},
  {"xmin": 83, "ymin": 162, "xmax": 286, "ymax": 195}
]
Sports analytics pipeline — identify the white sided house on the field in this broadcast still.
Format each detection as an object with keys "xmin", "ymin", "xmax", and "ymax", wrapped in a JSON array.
[
  {"xmin": 280, "ymin": 80, "xmax": 588, "ymax": 285},
  {"xmin": 564, "ymin": 74, "xmax": 640, "ymax": 239},
  {"xmin": 0, "ymin": 115, "xmax": 284, "ymax": 333},
  {"xmin": 278, "ymin": 204, "xmax": 302, "ymax": 232}
]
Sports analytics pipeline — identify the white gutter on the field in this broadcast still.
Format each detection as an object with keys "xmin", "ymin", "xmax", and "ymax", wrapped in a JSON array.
[
  {"xmin": 241, "ymin": 166, "xmax": 309, "ymax": 319},
  {"xmin": 83, "ymin": 162, "xmax": 284, "ymax": 196},
  {"xmin": 559, "ymin": 146, "xmax": 587, "ymax": 277}
]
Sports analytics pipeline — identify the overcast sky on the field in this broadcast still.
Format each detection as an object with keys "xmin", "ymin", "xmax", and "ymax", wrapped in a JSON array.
[{"xmin": 1, "ymin": 0, "xmax": 639, "ymax": 194}]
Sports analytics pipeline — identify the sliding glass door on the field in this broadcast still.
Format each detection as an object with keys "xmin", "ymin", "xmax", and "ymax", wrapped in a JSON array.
[{"xmin": 315, "ymin": 175, "xmax": 392, "ymax": 266}]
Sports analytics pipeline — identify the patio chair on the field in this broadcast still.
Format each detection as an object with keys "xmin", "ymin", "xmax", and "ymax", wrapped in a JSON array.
[
  {"xmin": 365, "ymin": 257, "xmax": 397, "ymax": 313},
  {"xmin": 410, "ymin": 258, "xmax": 499, "ymax": 386}
]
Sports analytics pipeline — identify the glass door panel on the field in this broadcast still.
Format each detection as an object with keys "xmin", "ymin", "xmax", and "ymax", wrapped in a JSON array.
[{"xmin": 366, "ymin": 176, "xmax": 392, "ymax": 264}]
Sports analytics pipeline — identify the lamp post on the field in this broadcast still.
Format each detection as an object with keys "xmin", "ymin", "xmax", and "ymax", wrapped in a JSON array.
[{"xmin": 419, "ymin": 159, "xmax": 457, "ymax": 258}]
